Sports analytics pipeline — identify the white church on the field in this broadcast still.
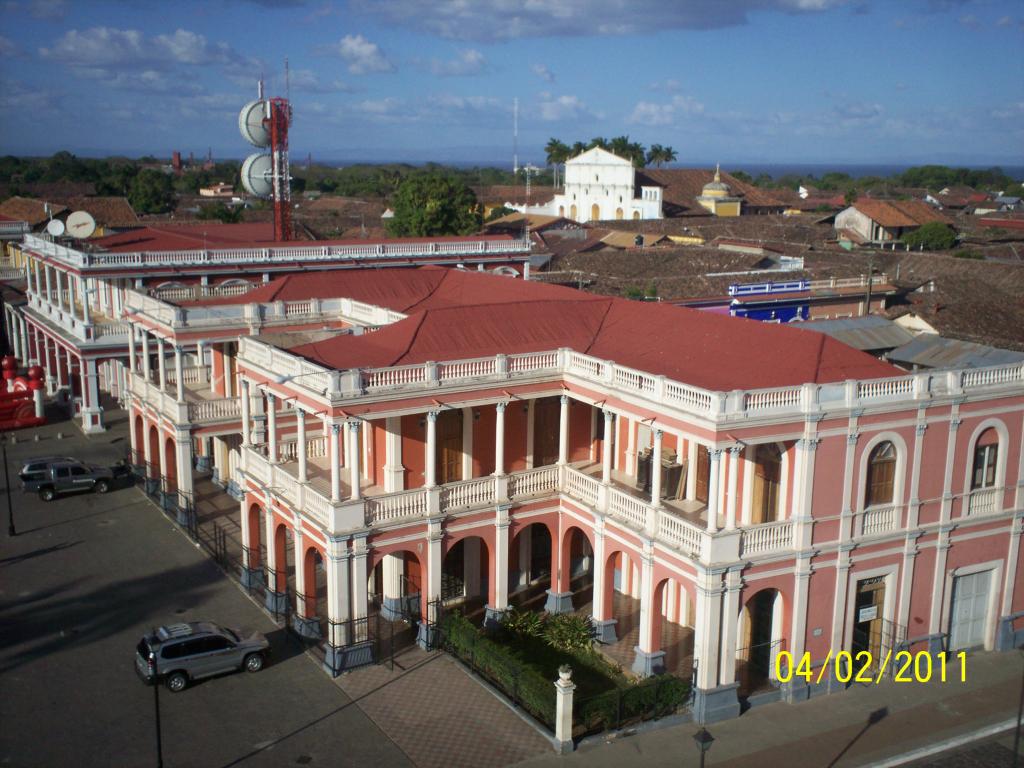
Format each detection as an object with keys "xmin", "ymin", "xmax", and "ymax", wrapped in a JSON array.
[{"xmin": 513, "ymin": 147, "xmax": 663, "ymax": 224}]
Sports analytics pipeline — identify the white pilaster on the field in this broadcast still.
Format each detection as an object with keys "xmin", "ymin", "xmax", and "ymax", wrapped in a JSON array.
[
  {"xmin": 558, "ymin": 394, "xmax": 570, "ymax": 465},
  {"xmin": 601, "ymin": 410, "xmax": 613, "ymax": 484},
  {"xmin": 174, "ymin": 346, "xmax": 184, "ymax": 403},
  {"xmin": 330, "ymin": 422, "xmax": 341, "ymax": 502},
  {"xmin": 296, "ymin": 407, "xmax": 308, "ymax": 482},
  {"xmin": 706, "ymin": 449, "xmax": 722, "ymax": 532},
  {"xmin": 266, "ymin": 392, "xmax": 278, "ymax": 462},
  {"xmin": 493, "ymin": 401, "xmax": 506, "ymax": 475},
  {"xmin": 384, "ymin": 415, "xmax": 404, "ymax": 491},
  {"xmin": 650, "ymin": 429, "xmax": 663, "ymax": 507},
  {"xmin": 726, "ymin": 446, "xmax": 741, "ymax": 530},
  {"xmin": 157, "ymin": 337, "xmax": 166, "ymax": 390},
  {"xmin": 425, "ymin": 410, "xmax": 438, "ymax": 488},
  {"xmin": 240, "ymin": 378, "xmax": 251, "ymax": 446},
  {"xmin": 348, "ymin": 419, "xmax": 361, "ymax": 500}
]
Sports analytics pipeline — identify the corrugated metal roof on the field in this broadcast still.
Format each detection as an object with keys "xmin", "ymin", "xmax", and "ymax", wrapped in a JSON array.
[
  {"xmin": 791, "ymin": 315, "xmax": 915, "ymax": 351},
  {"xmin": 886, "ymin": 334, "xmax": 1024, "ymax": 370}
]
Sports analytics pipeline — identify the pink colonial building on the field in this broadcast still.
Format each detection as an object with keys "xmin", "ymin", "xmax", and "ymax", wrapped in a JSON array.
[{"xmin": 177, "ymin": 267, "xmax": 1024, "ymax": 722}]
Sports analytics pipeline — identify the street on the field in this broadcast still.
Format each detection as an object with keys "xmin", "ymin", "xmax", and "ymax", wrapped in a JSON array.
[{"xmin": 0, "ymin": 418, "xmax": 413, "ymax": 768}]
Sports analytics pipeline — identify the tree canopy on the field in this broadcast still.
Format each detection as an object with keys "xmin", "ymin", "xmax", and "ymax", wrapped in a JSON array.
[
  {"xmin": 128, "ymin": 169, "xmax": 175, "ymax": 214},
  {"xmin": 385, "ymin": 172, "xmax": 482, "ymax": 237},
  {"xmin": 901, "ymin": 222, "xmax": 957, "ymax": 251}
]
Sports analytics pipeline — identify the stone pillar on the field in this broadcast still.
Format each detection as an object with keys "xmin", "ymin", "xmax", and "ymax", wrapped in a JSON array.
[
  {"xmin": 174, "ymin": 346, "xmax": 184, "ymax": 403},
  {"xmin": 127, "ymin": 324, "xmax": 136, "ymax": 374},
  {"xmin": 195, "ymin": 340, "xmax": 206, "ymax": 384},
  {"xmin": 141, "ymin": 332, "xmax": 151, "ymax": 380},
  {"xmin": 80, "ymin": 357, "xmax": 104, "ymax": 433},
  {"xmin": 493, "ymin": 402, "xmax": 506, "ymax": 475},
  {"xmin": 80, "ymin": 276, "xmax": 90, "ymax": 325},
  {"xmin": 485, "ymin": 505, "xmax": 511, "ymax": 627},
  {"xmin": 650, "ymin": 429, "xmax": 663, "ymax": 507},
  {"xmin": 425, "ymin": 410, "xmax": 438, "ymax": 488},
  {"xmin": 266, "ymin": 392, "xmax": 278, "ymax": 462},
  {"xmin": 632, "ymin": 543, "xmax": 665, "ymax": 676},
  {"xmin": 417, "ymin": 519, "xmax": 444, "ymax": 649},
  {"xmin": 558, "ymin": 394, "xmax": 570, "ymax": 465},
  {"xmin": 601, "ymin": 410, "xmax": 614, "ymax": 484},
  {"xmin": 174, "ymin": 434, "xmax": 194, "ymax": 513},
  {"xmin": 351, "ymin": 536, "xmax": 370, "ymax": 642},
  {"xmin": 330, "ymin": 423, "xmax": 341, "ymax": 502},
  {"xmin": 157, "ymin": 337, "xmax": 166, "ymax": 391},
  {"xmin": 692, "ymin": 568, "xmax": 740, "ymax": 723},
  {"xmin": 240, "ymin": 378, "xmax": 251, "ymax": 447},
  {"xmin": 43, "ymin": 265, "xmax": 52, "ymax": 307},
  {"xmin": 348, "ymin": 420, "xmax": 361, "ymax": 500},
  {"xmin": 296, "ymin": 408, "xmax": 308, "ymax": 482},
  {"xmin": 706, "ymin": 448, "xmax": 722, "ymax": 533},
  {"xmin": 381, "ymin": 552, "xmax": 405, "ymax": 620},
  {"xmin": 625, "ymin": 416, "xmax": 636, "ymax": 476},
  {"xmin": 718, "ymin": 568, "xmax": 742, "ymax": 686},
  {"xmin": 591, "ymin": 516, "xmax": 617, "ymax": 643},
  {"xmin": 384, "ymin": 415, "xmax": 404, "ymax": 492},
  {"xmin": 323, "ymin": 537, "xmax": 354, "ymax": 674},
  {"xmin": 554, "ymin": 669, "xmax": 576, "ymax": 754},
  {"xmin": 726, "ymin": 446, "xmax": 741, "ymax": 530}
]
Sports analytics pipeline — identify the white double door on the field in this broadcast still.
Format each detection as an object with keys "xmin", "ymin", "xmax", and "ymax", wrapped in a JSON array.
[{"xmin": 949, "ymin": 570, "xmax": 992, "ymax": 651}]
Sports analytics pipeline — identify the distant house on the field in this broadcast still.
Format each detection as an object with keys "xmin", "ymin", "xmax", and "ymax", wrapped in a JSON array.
[
  {"xmin": 199, "ymin": 182, "xmax": 235, "ymax": 198},
  {"xmin": 834, "ymin": 198, "xmax": 952, "ymax": 245}
]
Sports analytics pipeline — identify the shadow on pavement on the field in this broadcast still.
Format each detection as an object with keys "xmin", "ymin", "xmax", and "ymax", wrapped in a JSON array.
[{"xmin": 0, "ymin": 540, "xmax": 82, "ymax": 567}]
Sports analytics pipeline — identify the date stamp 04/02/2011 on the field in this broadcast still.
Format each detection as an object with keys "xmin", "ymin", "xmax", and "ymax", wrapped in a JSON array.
[{"xmin": 774, "ymin": 650, "xmax": 968, "ymax": 685}]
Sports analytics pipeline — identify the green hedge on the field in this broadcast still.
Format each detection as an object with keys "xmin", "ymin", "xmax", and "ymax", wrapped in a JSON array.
[
  {"xmin": 575, "ymin": 674, "xmax": 690, "ymax": 734},
  {"xmin": 442, "ymin": 613, "xmax": 556, "ymax": 727}
]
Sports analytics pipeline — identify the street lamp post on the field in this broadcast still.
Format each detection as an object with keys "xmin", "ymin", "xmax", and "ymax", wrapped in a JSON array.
[
  {"xmin": 693, "ymin": 727, "xmax": 714, "ymax": 768},
  {"xmin": 4, "ymin": 439, "xmax": 15, "ymax": 537}
]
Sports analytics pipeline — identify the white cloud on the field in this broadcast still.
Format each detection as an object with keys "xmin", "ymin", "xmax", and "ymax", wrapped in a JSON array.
[
  {"xmin": 536, "ymin": 92, "xmax": 597, "ymax": 122},
  {"xmin": 991, "ymin": 102, "xmax": 1024, "ymax": 119},
  {"xmin": 833, "ymin": 101, "xmax": 883, "ymax": 121},
  {"xmin": 429, "ymin": 49, "xmax": 486, "ymax": 77},
  {"xmin": 332, "ymin": 34, "xmax": 396, "ymax": 74},
  {"xmin": 996, "ymin": 15, "xmax": 1013, "ymax": 27},
  {"xmin": 531, "ymin": 63, "xmax": 555, "ymax": 83},
  {"xmin": 628, "ymin": 94, "xmax": 704, "ymax": 126},
  {"xmin": 352, "ymin": 0, "xmax": 849, "ymax": 41}
]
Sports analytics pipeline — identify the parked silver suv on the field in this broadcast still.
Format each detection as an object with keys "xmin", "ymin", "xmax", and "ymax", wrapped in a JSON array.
[{"xmin": 135, "ymin": 622, "xmax": 269, "ymax": 692}]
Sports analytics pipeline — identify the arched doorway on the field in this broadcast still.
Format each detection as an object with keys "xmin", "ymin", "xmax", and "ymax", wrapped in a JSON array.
[
  {"xmin": 442, "ymin": 535, "xmax": 489, "ymax": 610},
  {"xmin": 559, "ymin": 527, "xmax": 594, "ymax": 610},
  {"xmin": 296, "ymin": 545, "xmax": 326, "ymax": 638},
  {"xmin": 164, "ymin": 437, "xmax": 177, "ymax": 494},
  {"xmin": 737, "ymin": 589, "xmax": 783, "ymax": 695},
  {"xmin": 558, "ymin": 205, "xmax": 565, "ymax": 217},
  {"xmin": 615, "ymin": 207, "xmax": 623, "ymax": 220},
  {"xmin": 570, "ymin": 204, "xmax": 577, "ymax": 220},
  {"xmin": 147, "ymin": 425, "xmax": 160, "ymax": 479},
  {"xmin": 133, "ymin": 415, "xmax": 145, "ymax": 466},
  {"xmin": 245, "ymin": 503, "xmax": 264, "ymax": 572},
  {"xmin": 372, "ymin": 550, "xmax": 423, "ymax": 621},
  {"xmin": 644, "ymin": 577, "xmax": 695, "ymax": 678},
  {"xmin": 632, "ymin": 211, "xmax": 640, "ymax": 220},
  {"xmin": 591, "ymin": 203, "xmax": 601, "ymax": 221},
  {"xmin": 509, "ymin": 522, "xmax": 553, "ymax": 605}
]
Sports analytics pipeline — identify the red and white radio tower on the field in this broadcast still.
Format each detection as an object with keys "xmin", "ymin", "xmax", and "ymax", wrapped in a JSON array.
[{"xmin": 239, "ymin": 80, "xmax": 293, "ymax": 241}]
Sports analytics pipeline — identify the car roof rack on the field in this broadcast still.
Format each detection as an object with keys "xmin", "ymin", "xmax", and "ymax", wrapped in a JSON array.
[{"xmin": 157, "ymin": 623, "xmax": 195, "ymax": 640}]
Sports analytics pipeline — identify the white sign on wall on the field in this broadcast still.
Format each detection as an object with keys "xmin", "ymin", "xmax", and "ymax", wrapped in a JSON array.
[{"xmin": 858, "ymin": 605, "xmax": 878, "ymax": 623}]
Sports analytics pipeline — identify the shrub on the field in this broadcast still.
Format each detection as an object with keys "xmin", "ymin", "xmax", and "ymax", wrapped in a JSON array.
[
  {"xmin": 900, "ymin": 222, "xmax": 957, "ymax": 251},
  {"xmin": 543, "ymin": 613, "xmax": 595, "ymax": 651},
  {"xmin": 500, "ymin": 606, "xmax": 545, "ymax": 638}
]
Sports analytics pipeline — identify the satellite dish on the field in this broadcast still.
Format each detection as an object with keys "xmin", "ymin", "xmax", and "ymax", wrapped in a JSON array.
[
  {"xmin": 239, "ymin": 99, "xmax": 270, "ymax": 148},
  {"xmin": 46, "ymin": 219, "xmax": 66, "ymax": 237},
  {"xmin": 241, "ymin": 153, "xmax": 273, "ymax": 197},
  {"xmin": 66, "ymin": 210, "xmax": 96, "ymax": 239}
]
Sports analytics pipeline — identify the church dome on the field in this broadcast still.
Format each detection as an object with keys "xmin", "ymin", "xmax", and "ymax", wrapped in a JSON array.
[{"xmin": 702, "ymin": 164, "xmax": 731, "ymax": 198}]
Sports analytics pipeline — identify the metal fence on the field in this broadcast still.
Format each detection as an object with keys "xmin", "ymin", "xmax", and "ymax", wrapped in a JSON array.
[{"xmin": 573, "ymin": 674, "xmax": 690, "ymax": 738}]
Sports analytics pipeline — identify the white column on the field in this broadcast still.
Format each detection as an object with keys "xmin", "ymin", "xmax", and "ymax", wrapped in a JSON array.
[
  {"xmin": 351, "ymin": 537, "xmax": 369, "ymax": 640},
  {"xmin": 426, "ymin": 519, "xmax": 443, "ymax": 623},
  {"xmin": 601, "ymin": 410, "xmax": 614, "ymax": 484},
  {"xmin": 348, "ymin": 420, "xmax": 361, "ymax": 500},
  {"xmin": 694, "ymin": 569, "xmax": 723, "ymax": 691},
  {"xmin": 266, "ymin": 392, "xmax": 277, "ymax": 462},
  {"xmin": 326, "ymin": 540, "xmax": 351, "ymax": 649},
  {"xmin": 174, "ymin": 346, "xmax": 184, "ymax": 403},
  {"xmin": 625, "ymin": 417, "xmax": 637, "ymax": 476},
  {"xmin": 55, "ymin": 270, "xmax": 65, "ymax": 313},
  {"xmin": 425, "ymin": 410, "xmax": 438, "ymax": 488},
  {"xmin": 19, "ymin": 317, "xmax": 28, "ymax": 364},
  {"xmin": 726, "ymin": 446, "xmax": 741, "ymax": 530},
  {"xmin": 491, "ymin": 509, "xmax": 510, "ymax": 612},
  {"xmin": 295, "ymin": 408, "xmax": 308, "ymax": 481},
  {"xmin": 706, "ymin": 448, "xmax": 722, "ymax": 532},
  {"xmin": 650, "ymin": 429, "xmax": 663, "ymax": 507},
  {"xmin": 174, "ymin": 435, "xmax": 194, "ymax": 504},
  {"xmin": 592, "ymin": 519, "xmax": 608, "ymax": 621},
  {"xmin": 558, "ymin": 394, "xmax": 570, "ymax": 465},
  {"xmin": 493, "ymin": 402, "xmax": 506, "ymax": 475},
  {"xmin": 195, "ymin": 340, "xmax": 206, "ymax": 385},
  {"xmin": 240, "ymin": 378, "xmax": 251, "ymax": 446},
  {"xmin": 719, "ymin": 568, "xmax": 742, "ymax": 684},
  {"xmin": 80, "ymin": 276, "xmax": 90, "ymax": 325},
  {"xmin": 382, "ymin": 552, "xmax": 405, "ymax": 617},
  {"xmin": 127, "ymin": 324, "xmax": 136, "ymax": 374},
  {"xmin": 157, "ymin": 337, "xmax": 166, "ymax": 390},
  {"xmin": 330, "ymin": 422, "xmax": 341, "ymax": 502},
  {"xmin": 43, "ymin": 265, "xmax": 53, "ymax": 306},
  {"xmin": 141, "ymin": 332, "xmax": 151, "ymax": 379}
]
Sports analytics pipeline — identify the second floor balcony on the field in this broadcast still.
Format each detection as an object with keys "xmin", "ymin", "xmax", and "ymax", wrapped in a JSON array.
[{"xmin": 128, "ymin": 367, "xmax": 252, "ymax": 428}]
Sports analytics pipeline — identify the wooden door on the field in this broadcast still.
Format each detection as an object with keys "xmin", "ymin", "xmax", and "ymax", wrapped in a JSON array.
[
  {"xmin": 533, "ymin": 397, "xmax": 560, "ymax": 467},
  {"xmin": 751, "ymin": 445, "xmax": 781, "ymax": 524},
  {"xmin": 695, "ymin": 446, "xmax": 710, "ymax": 504},
  {"xmin": 852, "ymin": 577, "xmax": 885, "ymax": 661},
  {"xmin": 436, "ymin": 409, "xmax": 463, "ymax": 484}
]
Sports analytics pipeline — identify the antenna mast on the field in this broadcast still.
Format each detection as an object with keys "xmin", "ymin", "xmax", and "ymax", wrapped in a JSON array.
[{"xmin": 513, "ymin": 97, "xmax": 519, "ymax": 175}]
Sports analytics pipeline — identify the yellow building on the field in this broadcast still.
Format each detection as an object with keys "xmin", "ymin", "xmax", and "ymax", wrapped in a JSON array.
[{"xmin": 696, "ymin": 164, "xmax": 742, "ymax": 217}]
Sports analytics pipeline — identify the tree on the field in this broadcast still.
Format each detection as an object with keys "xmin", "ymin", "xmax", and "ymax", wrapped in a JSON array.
[
  {"xmin": 197, "ymin": 201, "xmax": 243, "ymax": 223},
  {"xmin": 128, "ymin": 169, "xmax": 175, "ymax": 214},
  {"xmin": 646, "ymin": 144, "xmax": 678, "ymax": 168},
  {"xmin": 486, "ymin": 205, "xmax": 517, "ymax": 222},
  {"xmin": 544, "ymin": 138, "xmax": 570, "ymax": 187},
  {"xmin": 844, "ymin": 188, "xmax": 859, "ymax": 206},
  {"xmin": 386, "ymin": 172, "xmax": 482, "ymax": 237},
  {"xmin": 901, "ymin": 222, "xmax": 957, "ymax": 251}
]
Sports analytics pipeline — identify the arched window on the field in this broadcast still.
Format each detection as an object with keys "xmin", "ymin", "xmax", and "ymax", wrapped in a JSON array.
[
  {"xmin": 751, "ymin": 444, "xmax": 782, "ymax": 523},
  {"xmin": 865, "ymin": 441, "xmax": 896, "ymax": 506},
  {"xmin": 972, "ymin": 429, "xmax": 998, "ymax": 490}
]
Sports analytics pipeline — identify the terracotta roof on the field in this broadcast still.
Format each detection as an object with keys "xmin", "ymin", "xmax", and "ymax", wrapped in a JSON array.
[
  {"xmin": 0, "ymin": 197, "xmax": 67, "ymax": 226},
  {"xmin": 852, "ymin": 198, "xmax": 951, "ymax": 228},
  {"xmin": 472, "ymin": 185, "xmax": 560, "ymax": 206},
  {"xmin": 61, "ymin": 196, "xmax": 139, "ymax": 227},
  {"xmin": 636, "ymin": 169, "xmax": 787, "ymax": 216},
  {"xmin": 263, "ymin": 268, "xmax": 900, "ymax": 391}
]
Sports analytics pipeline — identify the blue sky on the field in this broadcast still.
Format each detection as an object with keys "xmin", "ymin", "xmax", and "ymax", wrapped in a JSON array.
[{"xmin": 2, "ymin": 0, "xmax": 1022, "ymax": 167}]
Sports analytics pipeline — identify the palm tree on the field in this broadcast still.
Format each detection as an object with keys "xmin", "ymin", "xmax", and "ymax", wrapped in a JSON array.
[
  {"xmin": 661, "ymin": 145, "xmax": 677, "ymax": 167},
  {"xmin": 627, "ymin": 141, "xmax": 647, "ymax": 168},
  {"xmin": 570, "ymin": 141, "xmax": 588, "ymax": 157},
  {"xmin": 544, "ymin": 138, "xmax": 570, "ymax": 188},
  {"xmin": 587, "ymin": 136, "xmax": 609, "ymax": 151},
  {"xmin": 647, "ymin": 144, "xmax": 664, "ymax": 167}
]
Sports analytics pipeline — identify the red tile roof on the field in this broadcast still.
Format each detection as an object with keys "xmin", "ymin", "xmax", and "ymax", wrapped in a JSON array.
[
  {"xmin": 852, "ymin": 198, "xmax": 951, "ymax": 228},
  {"xmin": 270, "ymin": 269, "xmax": 899, "ymax": 391}
]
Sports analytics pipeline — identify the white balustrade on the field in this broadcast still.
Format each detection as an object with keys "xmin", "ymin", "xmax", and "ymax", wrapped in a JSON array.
[
  {"xmin": 861, "ymin": 505, "xmax": 900, "ymax": 536},
  {"xmin": 366, "ymin": 489, "xmax": 428, "ymax": 523},
  {"xmin": 966, "ymin": 487, "xmax": 999, "ymax": 515},
  {"xmin": 745, "ymin": 387, "xmax": 801, "ymax": 411},
  {"xmin": 608, "ymin": 487, "xmax": 648, "ymax": 530},
  {"xmin": 563, "ymin": 467, "xmax": 600, "ymax": 506},
  {"xmin": 740, "ymin": 520, "xmax": 794, "ymax": 555},
  {"xmin": 507, "ymin": 466, "xmax": 559, "ymax": 498},
  {"xmin": 656, "ymin": 511, "xmax": 704, "ymax": 554}
]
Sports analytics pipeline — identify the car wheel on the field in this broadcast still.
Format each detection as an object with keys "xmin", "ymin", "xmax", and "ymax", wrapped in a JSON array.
[
  {"xmin": 95, "ymin": 480, "xmax": 110, "ymax": 494},
  {"xmin": 243, "ymin": 653, "xmax": 264, "ymax": 673},
  {"xmin": 39, "ymin": 487, "xmax": 55, "ymax": 502},
  {"xmin": 165, "ymin": 671, "xmax": 188, "ymax": 692}
]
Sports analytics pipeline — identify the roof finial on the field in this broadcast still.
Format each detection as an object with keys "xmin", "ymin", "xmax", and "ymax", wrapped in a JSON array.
[{"xmin": 714, "ymin": 162, "xmax": 721, "ymax": 182}]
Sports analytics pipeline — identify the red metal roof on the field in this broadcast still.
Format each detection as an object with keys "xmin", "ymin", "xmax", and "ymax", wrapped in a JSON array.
[{"xmin": 276, "ymin": 269, "xmax": 900, "ymax": 391}]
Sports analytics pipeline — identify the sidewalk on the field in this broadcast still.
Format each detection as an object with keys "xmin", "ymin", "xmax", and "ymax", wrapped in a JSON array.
[{"xmin": 514, "ymin": 649, "xmax": 1023, "ymax": 768}]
